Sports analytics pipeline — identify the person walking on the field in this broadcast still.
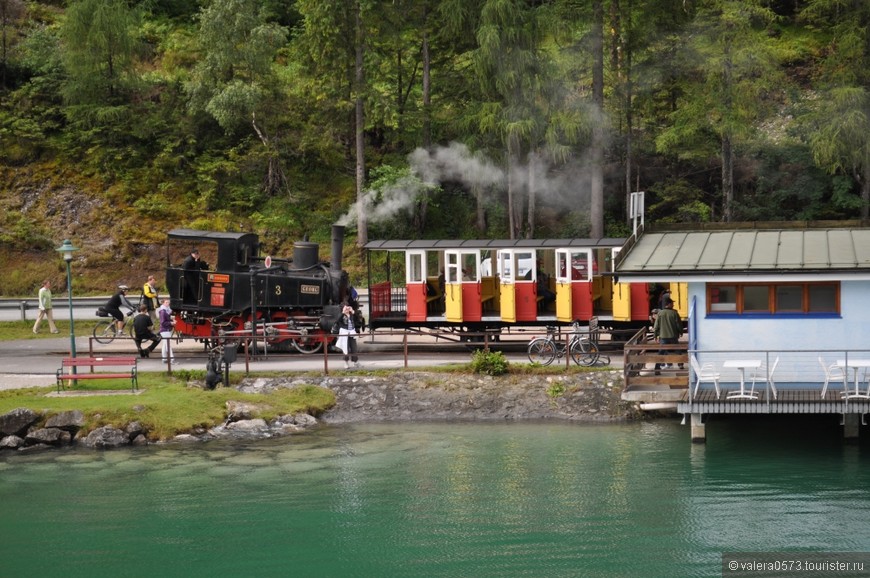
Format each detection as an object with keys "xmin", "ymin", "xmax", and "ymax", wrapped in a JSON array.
[
  {"xmin": 142, "ymin": 275, "xmax": 159, "ymax": 323},
  {"xmin": 335, "ymin": 304, "xmax": 361, "ymax": 369},
  {"xmin": 132, "ymin": 304, "xmax": 161, "ymax": 358},
  {"xmin": 157, "ymin": 299, "xmax": 175, "ymax": 363},
  {"xmin": 653, "ymin": 297, "xmax": 683, "ymax": 373},
  {"xmin": 32, "ymin": 280, "xmax": 59, "ymax": 334}
]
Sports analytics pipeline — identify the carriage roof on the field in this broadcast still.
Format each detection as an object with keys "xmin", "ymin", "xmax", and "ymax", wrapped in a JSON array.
[{"xmin": 363, "ymin": 238, "xmax": 626, "ymax": 251}]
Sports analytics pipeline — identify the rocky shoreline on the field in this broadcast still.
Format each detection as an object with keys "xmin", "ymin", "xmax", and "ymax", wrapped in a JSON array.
[{"xmin": 0, "ymin": 370, "xmax": 637, "ymax": 452}]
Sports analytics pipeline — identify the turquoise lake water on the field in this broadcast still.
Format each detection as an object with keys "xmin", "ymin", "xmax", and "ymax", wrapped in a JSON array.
[{"xmin": 2, "ymin": 416, "xmax": 869, "ymax": 577}]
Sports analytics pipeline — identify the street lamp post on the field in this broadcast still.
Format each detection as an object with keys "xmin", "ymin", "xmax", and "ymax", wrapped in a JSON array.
[{"xmin": 56, "ymin": 240, "xmax": 79, "ymax": 372}]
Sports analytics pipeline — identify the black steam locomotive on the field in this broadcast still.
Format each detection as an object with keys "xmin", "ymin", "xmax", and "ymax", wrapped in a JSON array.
[{"xmin": 165, "ymin": 225, "xmax": 351, "ymax": 352}]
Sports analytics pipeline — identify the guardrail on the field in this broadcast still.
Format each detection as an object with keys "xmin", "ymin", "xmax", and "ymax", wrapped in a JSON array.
[{"xmin": 0, "ymin": 297, "xmax": 108, "ymax": 321}]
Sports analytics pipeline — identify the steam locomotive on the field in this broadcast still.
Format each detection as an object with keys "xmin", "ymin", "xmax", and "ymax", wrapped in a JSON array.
[{"xmin": 165, "ymin": 226, "xmax": 351, "ymax": 353}]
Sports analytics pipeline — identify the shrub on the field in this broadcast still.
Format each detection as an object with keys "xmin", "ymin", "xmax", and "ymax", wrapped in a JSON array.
[
  {"xmin": 546, "ymin": 382, "xmax": 566, "ymax": 398},
  {"xmin": 469, "ymin": 349, "xmax": 509, "ymax": 376}
]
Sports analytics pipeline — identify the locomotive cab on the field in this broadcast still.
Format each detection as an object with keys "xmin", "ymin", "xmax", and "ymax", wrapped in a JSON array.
[{"xmin": 166, "ymin": 229, "xmax": 260, "ymax": 313}]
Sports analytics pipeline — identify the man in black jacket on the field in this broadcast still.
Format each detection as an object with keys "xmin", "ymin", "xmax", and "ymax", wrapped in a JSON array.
[{"xmin": 132, "ymin": 304, "xmax": 162, "ymax": 358}]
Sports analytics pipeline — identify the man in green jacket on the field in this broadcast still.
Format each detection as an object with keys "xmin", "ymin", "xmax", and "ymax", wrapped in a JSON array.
[{"xmin": 653, "ymin": 297, "xmax": 682, "ymax": 371}]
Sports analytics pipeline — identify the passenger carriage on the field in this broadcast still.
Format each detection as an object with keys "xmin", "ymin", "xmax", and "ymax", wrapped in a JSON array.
[{"xmin": 363, "ymin": 238, "xmax": 688, "ymax": 337}]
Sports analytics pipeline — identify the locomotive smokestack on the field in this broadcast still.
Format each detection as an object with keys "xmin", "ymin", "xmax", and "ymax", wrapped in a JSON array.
[{"xmin": 331, "ymin": 224, "xmax": 345, "ymax": 271}]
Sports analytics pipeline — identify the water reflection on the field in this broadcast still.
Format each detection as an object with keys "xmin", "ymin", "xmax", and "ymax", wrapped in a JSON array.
[{"xmin": 2, "ymin": 419, "xmax": 870, "ymax": 577}]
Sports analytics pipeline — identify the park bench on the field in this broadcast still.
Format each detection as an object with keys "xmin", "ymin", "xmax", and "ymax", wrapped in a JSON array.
[{"xmin": 56, "ymin": 356, "xmax": 139, "ymax": 393}]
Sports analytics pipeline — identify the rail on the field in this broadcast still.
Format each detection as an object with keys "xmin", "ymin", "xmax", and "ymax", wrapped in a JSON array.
[
  {"xmin": 80, "ymin": 324, "xmax": 614, "ymax": 379},
  {"xmin": 622, "ymin": 327, "xmax": 689, "ymax": 392}
]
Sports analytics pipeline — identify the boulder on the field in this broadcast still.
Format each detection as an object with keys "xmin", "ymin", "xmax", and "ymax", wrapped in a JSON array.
[
  {"xmin": 0, "ymin": 408, "xmax": 39, "ymax": 436},
  {"xmin": 125, "ymin": 421, "xmax": 144, "ymax": 438},
  {"xmin": 0, "ymin": 435, "xmax": 24, "ymax": 449},
  {"xmin": 83, "ymin": 426, "xmax": 129, "ymax": 448},
  {"xmin": 225, "ymin": 401, "xmax": 264, "ymax": 422},
  {"xmin": 45, "ymin": 410, "xmax": 85, "ymax": 433},
  {"xmin": 226, "ymin": 418, "xmax": 268, "ymax": 431},
  {"xmin": 25, "ymin": 428, "xmax": 71, "ymax": 447}
]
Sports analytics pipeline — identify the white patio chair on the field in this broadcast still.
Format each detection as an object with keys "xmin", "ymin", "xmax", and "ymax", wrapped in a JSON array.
[
  {"xmin": 749, "ymin": 356, "xmax": 779, "ymax": 399},
  {"xmin": 690, "ymin": 355, "xmax": 720, "ymax": 399},
  {"xmin": 819, "ymin": 357, "xmax": 846, "ymax": 398}
]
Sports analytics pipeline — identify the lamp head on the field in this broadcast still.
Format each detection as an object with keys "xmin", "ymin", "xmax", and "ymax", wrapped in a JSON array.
[{"xmin": 56, "ymin": 239, "xmax": 79, "ymax": 263}]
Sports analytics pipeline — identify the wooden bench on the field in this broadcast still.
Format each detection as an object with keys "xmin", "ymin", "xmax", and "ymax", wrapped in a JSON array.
[{"xmin": 56, "ymin": 356, "xmax": 139, "ymax": 393}]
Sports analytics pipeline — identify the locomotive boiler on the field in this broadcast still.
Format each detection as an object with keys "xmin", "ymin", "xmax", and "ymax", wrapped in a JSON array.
[{"xmin": 165, "ymin": 225, "xmax": 350, "ymax": 353}]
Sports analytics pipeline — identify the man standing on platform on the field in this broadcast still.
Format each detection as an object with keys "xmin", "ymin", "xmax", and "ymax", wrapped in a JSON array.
[{"xmin": 653, "ymin": 297, "xmax": 682, "ymax": 373}]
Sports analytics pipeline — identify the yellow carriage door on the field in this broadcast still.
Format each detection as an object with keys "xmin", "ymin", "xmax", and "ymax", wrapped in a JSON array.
[
  {"xmin": 555, "ymin": 249, "xmax": 592, "ymax": 322},
  {"xmin": 669, "ymin": 282, "xmax": 689, "ymax": 318},
  {"xmin": 611, "ymin": 247, "xmax": 632, "ymax": 322},
  {"xmin": 444, "ymin": 250, "xmax": 463, "ymax": 322},
  {"xmin": 555, "ymin": 250, "xmax": 573, "ymax": 322},
  {"xmin": 498, "ymin": 250, "xmax": 517, "ymax": 323}
]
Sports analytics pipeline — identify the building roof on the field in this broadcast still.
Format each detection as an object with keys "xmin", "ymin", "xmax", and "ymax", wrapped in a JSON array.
[{"xmin": 614, "ymin": 221, "xmax": 870, "ymax": 281}]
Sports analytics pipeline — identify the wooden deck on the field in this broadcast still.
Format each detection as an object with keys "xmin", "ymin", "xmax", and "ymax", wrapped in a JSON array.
[
  {"xmin": 681, "ymin": 386, "xmax": 870, "ymax": 414},
  {"xmin": 621, "ymin": 330, "xmax": 870, "ymax": 415}
]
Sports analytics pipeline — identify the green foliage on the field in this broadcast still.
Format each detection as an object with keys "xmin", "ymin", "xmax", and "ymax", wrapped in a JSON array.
[
  {"xmin": 647, "ymin": 180, "xmax": 713, "ymax": 223},
  {"xmin": 186, "ymin": 0, "xmax": 289, "ymax": 134},
  {"xmin": 2, "ymin": 0, "xmax": 870, "ymax": 277},
  {"xmin": 469, "ymin": 349, "xmax": 509, "ymax": 376},
  {"xmin": 60, "ymin": 0, "xmax": 143, "ymax": 107},
  {"xmin": 546, "ymin": 381, "xmax": 566, "ymax": 398}
]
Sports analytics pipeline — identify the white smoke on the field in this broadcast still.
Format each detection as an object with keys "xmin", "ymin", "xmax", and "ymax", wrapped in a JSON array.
[{"xmin": 336, "ymin": 141, "xmax": 593, "ymax": 227}]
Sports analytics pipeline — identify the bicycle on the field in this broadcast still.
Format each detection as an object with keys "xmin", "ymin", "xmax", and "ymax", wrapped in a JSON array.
[
  {"xmin": 204, "ymin": 336, "xmax": 238, "ymax": 389},
  {"xmin": 527, "ymin": 322, "xmax": 607, "ymax": 367},
  {"xmin": 92, "ymin": 307, "xmax": 136, "ymax": 344}
]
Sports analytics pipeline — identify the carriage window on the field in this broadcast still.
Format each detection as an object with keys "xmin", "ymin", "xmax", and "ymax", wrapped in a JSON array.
[
  {"xmin": 407, "ymin": 253, "xmax": 424, "ymax": 283},
  {"xmin": 460, "ymin": 254, "xmax": 478, "ymax": 282},
  {"xmin": 446, "ymin": 253, "xmax": 461, "ymax": 284}
]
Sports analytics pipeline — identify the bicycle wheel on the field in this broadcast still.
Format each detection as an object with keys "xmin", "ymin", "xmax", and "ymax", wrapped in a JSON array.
[
  {"xmin": 92, "ymin": 319, "xmax": 117, "ymax": 344},
  {"xmin": 570, "ymin": 337, "xmax": 600, "ymax": 366},
  {"xmin": 527, "ymin": 338, "xmax": 557, "ymax": 366}
]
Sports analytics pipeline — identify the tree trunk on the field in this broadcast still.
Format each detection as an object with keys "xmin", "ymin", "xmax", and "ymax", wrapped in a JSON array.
[
  {"xmin": 527, "ymin": 150, "xmax": 538, "ymax": 239},
  {"xmin": 416, "ymin": 23, "xmax": 431, "ymax": 235},
  {"xmin": 474, "ymin": 184, "xmax": 486, "ymax": 233},
  {"xmin": 590, "ymin": 0, "xmax": 605, "ymax": 239},
  {"xmin": 861, "ymin": 156, "xmax": 870, "ymax": 220},
  {"xmin": 507, "ymin": 153, "xmax": 518, "ymax": 240},
  {"xmin": 722, "ymin": 133, "xmax": 733, "ymax": 222},
  {"xmin": 354, "ymin": 2, "xmax": 367, "ymax": 246}
]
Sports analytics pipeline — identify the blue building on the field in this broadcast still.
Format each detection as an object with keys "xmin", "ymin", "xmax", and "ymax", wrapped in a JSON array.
[{"xmin": 613, "ymin": 221, "xmax": 870, "ymax": 442}]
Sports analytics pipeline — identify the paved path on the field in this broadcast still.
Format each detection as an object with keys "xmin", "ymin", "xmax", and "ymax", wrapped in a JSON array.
[{"xmin": 0, "ymin": 333, "xmax": 620, "ymax": 391}]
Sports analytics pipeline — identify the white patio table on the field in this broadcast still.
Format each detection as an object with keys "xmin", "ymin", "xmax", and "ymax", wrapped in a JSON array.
[
  {"xmin": 835, "ymin": 359, "xmax": 870, "ymax": 399},
  {"xmin": 723, "ymin": 359, "xmax": 762, "ymax": 400}
]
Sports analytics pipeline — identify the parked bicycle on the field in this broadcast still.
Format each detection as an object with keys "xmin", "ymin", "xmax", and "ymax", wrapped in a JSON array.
[
  {"xmin": 526, "ymin": 322, "xmax": 608, "ymax": 367},
  {"xmin": 92, "ymin": 307, "xmax": 136, "ymax": 344},
  {"xmin": 204, "ymin": 336, "xmax": 238, "ymax": 389}
]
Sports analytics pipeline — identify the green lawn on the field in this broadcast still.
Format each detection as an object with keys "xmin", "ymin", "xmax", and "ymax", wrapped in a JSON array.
[
  {"xmin": 0, "ymin": 373, "xmax": 336, "ymax": 440},
  {"xmin": 0, "ymin": 320, "xmax": 95, "ymax": 341}
]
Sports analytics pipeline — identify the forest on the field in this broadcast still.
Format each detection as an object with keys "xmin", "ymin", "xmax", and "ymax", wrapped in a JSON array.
[{"xmin": 0, "ymin": 0, "xmax": 869, "ymax": 294}]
